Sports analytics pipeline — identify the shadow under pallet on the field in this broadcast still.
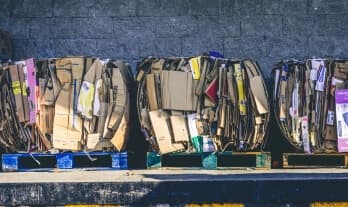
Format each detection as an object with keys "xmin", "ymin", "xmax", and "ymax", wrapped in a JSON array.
[
  {"xmin": 283, "ymin": 153, "xmax": 348, "ymax": 168},
  {"xmin": 2, "ymin": 152, "xmax": 128, "ymax": 172},
  {"xmin": 147, "ymin": 151, "xmax": 271, "ymax": 169}
]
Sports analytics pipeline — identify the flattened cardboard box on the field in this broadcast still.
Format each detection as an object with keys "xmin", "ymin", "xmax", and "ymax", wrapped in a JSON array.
[
  {"xmin": 161, "ymin": 71, "xmax": 197, "ymax": 111},
  {"xmin": 53, "ymin": 58, "xmax": 84, "ymax": 150},
  {"xmin": 9, "ymin": 65, "xmax": 25, "ymax": 122},
  {"xmin": 149, "ymin": 110, "xmax": 184, "ymax": 154},
  {"xmin": 249, "ymin": 76, "xmax": 269, "ymax": 114},
  {"xmin": 170, "ymin": 115, "xmax": 189, "ymax": 142},
  {"xmin": 146, "ymin": 74, "xmax": 159, "ymax": 111}
]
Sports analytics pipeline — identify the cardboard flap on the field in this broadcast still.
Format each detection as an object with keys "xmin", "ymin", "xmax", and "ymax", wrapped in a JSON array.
[
  {"xmin": 55, "ymin": 58, "xmax": 72, "ymax": 72},
  {"xmin": 70, "ymin": 57, "xmax": 84, "ymax": 80},
  {"xmin": 87, "ymin": 133, "xmax": 101, "ymax": 150},
  {"xmin": 205, "ymin": 77, "xmax": 218, "ymax": 104},
  {"xmin": 161, "ymin": 71, "xmax": 195, "ymax": 111},
  {"xmin": 57, "ymin": 69, "xmax": 71, "ymax": 84},
  {"xmin": 170, "ymin": 115, "xmax": 189, "ymax": 142},
  {"xmin": 204, "ymin": 97, "xmax": 216, "ymax": 107},
  {"xmin": 53, "ymin": 115, "xmax": 80, "ymax": 150},
  {"xmin": 136, "ymin": 70, "xmax": 144, "ymax": 82},
  {"xmin": 243, "ymin": 60, "xmax": 260, "ymax": 77},
  {"xmin": 85, "ymin": 57, "xmax": 93, "ymax": 73},
  {"xmin": 146, "ymin": 74, "xmax": 159, "ymax": 111},
  {"xmin": 83, "ymin": 59, "xmax": 98, "ymax": 82},
  {"xmin": 9, "ymin": 64, "xmax": 25, "ymax": 122},
  {"xmin": 149, "ymin": 110, "xmax": 184, "ymax": 154},
  {"xmin": 227, "ymin": 71, "xmax": 237, "ymax": 105},
  {"xmin": 151, "ymin": 59, "xmax": 164, "ymax": 73},
  {"xmin": 111, "ymin": 114, "xmax": 129, "ymax": 152},
  {"xmin": 250, "ymin": 76, "xmax": 269, "ymax": 114},
  {"xmin": 42, "ymin": 80, "xmax": 56, "ymax": 106},
  {"xmin": 112, "ymin": 68, "xmax": 126, "ymax": 104},
  {"xmin": 335, "ymin": 62, "xmax": 348, "ymax": 79},
  {"xmin": 325, "ymin": 125, "xmax": 337, "ymax": 141},
  {"xmin": 97, "ymin": 102, "xmax": 109, "ymax": 135},
  {"xmin": 93, "ymin": 79, "xmax": 103, "ymax": 116}
]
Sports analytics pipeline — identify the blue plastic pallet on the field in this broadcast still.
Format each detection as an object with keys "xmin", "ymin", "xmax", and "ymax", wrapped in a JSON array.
[
  {"xmin": 56, "ymin": 152, "xmax": 128, "ymax": 170},
  {"xmin": 2, "ymin": 153, "xmax": 56, "ymax": 172},
  {"xmin": 2, "ymin": 152, "xmax": 128, "ymax": 172}
]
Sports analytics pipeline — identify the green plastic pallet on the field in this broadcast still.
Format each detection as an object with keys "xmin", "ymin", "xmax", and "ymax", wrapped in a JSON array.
[{"xmin": 147, "ymin": 151, "xmax": 271, "ymax": 169}]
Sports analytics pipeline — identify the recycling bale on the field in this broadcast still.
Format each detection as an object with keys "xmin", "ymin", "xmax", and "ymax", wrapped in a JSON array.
[
  {"xmin": 136, "ymin": 55, "xmax": 270, "ymax": 155},
  {"xmin": 273, "ymin": 59, "xmax": 348, "ymax": 153},
  {"xmin": 0, "ymin": 57, "xmax": 134, "ymax": 153}
]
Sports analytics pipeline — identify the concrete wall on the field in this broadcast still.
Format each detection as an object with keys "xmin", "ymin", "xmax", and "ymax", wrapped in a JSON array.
[
  {"xmin": 1, "ymin": 0, "xmax": 348, "ymax": 75},
  {"xmin": 0, "ymin": 29, "xmax": 11, "ymax": 59}
]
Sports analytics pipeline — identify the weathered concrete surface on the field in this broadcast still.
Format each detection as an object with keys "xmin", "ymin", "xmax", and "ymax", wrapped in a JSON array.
[
  {"xmin": 0, "ymin": 169, "xmax": 348, "ymax": 206},
  {"xmin": 1, "ymin": 168, "xmax": 348, "ymax": 183}
]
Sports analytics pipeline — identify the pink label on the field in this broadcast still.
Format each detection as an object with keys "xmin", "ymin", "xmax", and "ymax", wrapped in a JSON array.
[
  {"xmin": 26, "ymin": 58, "xmax": 37, "ymax": 124},
  {"xmin": 338, "ymin": 139, "xmax": 348, "ymax": 152}
]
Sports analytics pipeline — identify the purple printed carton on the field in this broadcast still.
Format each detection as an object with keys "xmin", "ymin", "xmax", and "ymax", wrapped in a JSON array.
[{"xmin": 335, "ymin": 89, "xmax": 348, "ymax": 152}]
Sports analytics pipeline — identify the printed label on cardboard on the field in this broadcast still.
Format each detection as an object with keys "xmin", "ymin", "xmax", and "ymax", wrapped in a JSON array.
[
  {"xmin": 335, "ymin": 89, "xmax": 348, "ymax": 152},
  {"xmin": 315, "ymin": 64, "xmax": 326, "ymax": 92},
  {"xmin": 12, "ymin": 81, "xmax": 21, "ymax": 95},
  {"xmin": 326, "ymin": 110, "xmax": 335, "ymax": 125},
  {"xmin": 301, "ymin": 116, "xmax": 310, "ymax": 153}
]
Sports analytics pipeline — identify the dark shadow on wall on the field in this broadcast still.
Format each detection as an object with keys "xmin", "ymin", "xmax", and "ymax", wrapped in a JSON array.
[{"xmin": 0, "ymin": 29, "xmax": 12, "ymax": 61}]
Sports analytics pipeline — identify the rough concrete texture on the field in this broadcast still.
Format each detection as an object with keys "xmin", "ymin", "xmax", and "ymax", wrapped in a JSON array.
[
  {"xmin": 0, "ymin": 169, "xmax": 348, "ymax": 206},
  {"xmin": 0, "ymin": 29, "xmax": 11, "ymax": 59},
  {"xmin": 1, "ymin": 0, "xmax": 348, "ymax": 76}
]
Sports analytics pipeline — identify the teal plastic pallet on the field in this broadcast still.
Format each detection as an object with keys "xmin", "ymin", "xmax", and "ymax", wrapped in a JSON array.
[{"xmin": 147, "ymin": 151, "xmax": 271, "ymax": 169}]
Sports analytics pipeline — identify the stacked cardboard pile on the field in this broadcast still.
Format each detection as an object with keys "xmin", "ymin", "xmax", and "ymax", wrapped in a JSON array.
[
  {"xmin": 273, "ymin": 59, "xmax": 348, "ymax": 153},
  {"xmin": 0, "ymin": 57, "xmax": 133, "ymax": 153},
  {"xmin": 136, "ymin": 56, "xmax": 270, "ymax": 154}
]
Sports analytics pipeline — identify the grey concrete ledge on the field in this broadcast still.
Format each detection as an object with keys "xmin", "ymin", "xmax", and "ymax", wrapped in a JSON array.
[{"xmin": 0, "ymin": 169, "xmax": 348, "ymax": 206}]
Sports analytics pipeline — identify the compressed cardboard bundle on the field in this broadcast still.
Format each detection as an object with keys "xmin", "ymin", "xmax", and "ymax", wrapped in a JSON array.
[
  {"xmin": 273, "ymin": 59, "xmax": 348, "ymax": 153},
  {"xmin": 136, "ymin": 56, "xmax": 270, "ymax": 154},
  {"xmin": 0, "ymin": 57, "xmax": 133, "ymax": 153}
]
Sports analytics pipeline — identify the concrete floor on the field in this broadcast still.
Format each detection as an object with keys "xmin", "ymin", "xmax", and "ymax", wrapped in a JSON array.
[
  {"xmin": 1, "ymin": 169, "xmax": 348, "ymax": 206},
  {"xmin": 1, "ymin": 168, "xmax": 348, "ymax": 183}
]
